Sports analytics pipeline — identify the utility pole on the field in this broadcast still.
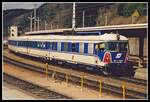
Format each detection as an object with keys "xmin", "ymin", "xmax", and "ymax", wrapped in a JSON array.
[
  {"xmin": 72, "ymin": 2, "xmax": 75, "ymax": 29},
  {"xmin": 28, "ymin": 13, "xmax": 34, "ymax": 31},
  {"xmin": 58, "ymin": 11, "xmax": 61, "ymax": 29},
  {"xmin": 83, "ymin": 11, "xmax": 85, "ymax": 27},
  {"xmin": 34, "ymin": 4, "xmax": 37, "ymax": 31},
  {"xmin": 45, "ymin": 21, "xmax": 47, "ymax": 30},
  {"xmin": 36, "ymin": 17, "xmax": 40, "ymax": 31}
]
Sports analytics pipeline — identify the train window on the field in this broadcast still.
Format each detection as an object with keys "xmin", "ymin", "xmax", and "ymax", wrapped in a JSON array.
[
  {"xmin": 12, "ymin": 41, "xmax": 14, "ymax": 45},
  {"xmin": 57, "ymin": 42, "xmax": 61, "ymax": 51},
  {"xmin": 42, "ymin": 42, "xmax": 46, "ymax": 49},
  {"xmin": 52, "ymin": 42, "xmax": 57, "ymax": 50},
  {"xmin": 40, "ymin": 42, "xmax": 43, "ymax": 48},
  {"xmin": 106, "ymin": 42, "xmax": 118, "ymax": 51},
  {"xmin": 20, "ymin": 41, "xmax": 22, "ymax": 46},
  {"xmin": 29, "ymin": 41, "xmax": 33, "ymax": 48},
  {"xmin": 15, "ymin": 41, "xmax": 17, "ymax": 45},
  {"xmin": 21, "ymin": 41, "xmax": 23, "ymax": 46},
  {"xmin": 43, "ymin": 43, "xmax": 45, "ymax": 48},
  {"xmin": 98, "ymin": 43, "xmax": 105, "ymax": 51},
  {"xmin": 33, "ymin": 41, "xmax": 36, "ymax": 48},
  {"xmin": 49, "ymin": 42, "xmax": 52, "ymax": 49},
  {"xmin": 106, "ymin": 42, "xmax": 128, "ymax": 52},
  {"xmin": 36, "ymin": 42, "xmax": 41, "ymax": 49},
  {"xmin": 22, "ymin": 41, "xmax": 25, "ymax": 47},
  {"xmin": 94, "ymin": 43, "xmax": 105, "ymax": 52},
  {"xmin": 71, "ymin": 43, "xmax": 79, "ymax": 52},
  {"xmin": 17, "ymin": 41, "xmax": 18, "ymax": 46},
  {"xmin": 64, "ymin": 42, "xmax": 68, "ymax": 51},
  {"xmin": 119, "ymin": 42, "xmax": 128, "ymax": 52},
  {"xmin": 72, "ymin": 43, "xmax": 76, "ymax": 52},
  {"xmin": 84, "ymin": 43, "xmax": 88, "ymax": 53},
  {"xmin": 37, "ymin": 42, "xmax": 40, "ymax": 48}
]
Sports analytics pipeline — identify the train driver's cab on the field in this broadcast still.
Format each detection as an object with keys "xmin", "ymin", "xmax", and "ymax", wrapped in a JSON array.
[
  {"xmin": 95, "ymin": 41, "xmax": 129, "ymax": 63},
  {"xmin": 95, "ymin": 41, "xmax": 129, "ymax": 53}
]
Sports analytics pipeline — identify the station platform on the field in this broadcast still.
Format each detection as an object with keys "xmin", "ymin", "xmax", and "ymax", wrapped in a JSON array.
[{"xmin": 134, "ymin": 67, "xmax": 148, "ymax": 80}]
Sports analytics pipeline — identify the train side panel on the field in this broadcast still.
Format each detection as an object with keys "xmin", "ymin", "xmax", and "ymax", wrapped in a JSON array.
[{"xmin": 26, "ymin": 47, "xmax": 105, "ymax": 67}]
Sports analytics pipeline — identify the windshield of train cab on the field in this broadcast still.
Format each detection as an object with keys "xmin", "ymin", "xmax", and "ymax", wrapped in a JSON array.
[{"xmin": 96, "ymin": 41, "xmax": 128, "ymax": 52}]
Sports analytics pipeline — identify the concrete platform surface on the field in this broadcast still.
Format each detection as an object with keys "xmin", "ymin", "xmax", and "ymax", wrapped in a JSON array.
[{"xmin": 134, "ymin": 68, "xmax": 148, "ymax": 80}]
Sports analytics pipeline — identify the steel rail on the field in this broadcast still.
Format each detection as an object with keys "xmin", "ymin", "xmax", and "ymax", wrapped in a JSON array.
[{"xmin": 3, "ymin": 73, "xmax": 72, "ymax": 99}]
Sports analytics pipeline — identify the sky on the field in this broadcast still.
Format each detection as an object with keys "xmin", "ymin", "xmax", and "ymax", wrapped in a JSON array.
[{"xmin": 2, "ymin": 2, "xmax": 45, "ymax": 10}]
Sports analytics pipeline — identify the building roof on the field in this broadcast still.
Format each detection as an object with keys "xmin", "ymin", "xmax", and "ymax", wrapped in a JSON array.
[{"xmin": 25, "ymin": 23, "xmax": 147, "ymax": 35}]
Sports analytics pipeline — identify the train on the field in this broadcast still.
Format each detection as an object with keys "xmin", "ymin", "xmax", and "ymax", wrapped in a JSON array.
[{"xmin": 8, "ymin": 28, "xmax": 135, "ymax": 77}]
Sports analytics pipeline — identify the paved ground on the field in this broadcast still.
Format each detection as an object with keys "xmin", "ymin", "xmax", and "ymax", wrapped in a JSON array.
[{"xmin": 2, "ymin": 83, "xmax": 37, "ymax": 100}]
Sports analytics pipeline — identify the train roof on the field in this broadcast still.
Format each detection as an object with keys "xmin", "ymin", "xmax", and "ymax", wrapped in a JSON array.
[{"xmin": 9, "ymin": 33, "xmax": 128, "ymax": 42}]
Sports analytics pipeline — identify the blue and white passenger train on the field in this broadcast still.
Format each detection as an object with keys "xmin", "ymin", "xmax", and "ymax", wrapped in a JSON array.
[{"xmin": 8, "ymin": 28, "xmax": 135, "ymax": 76}]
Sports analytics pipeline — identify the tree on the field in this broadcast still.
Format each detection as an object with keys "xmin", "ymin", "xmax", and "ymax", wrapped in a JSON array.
[{"xmin": 123, "ymin": 3, "xmax": 147, "ymax": 16}]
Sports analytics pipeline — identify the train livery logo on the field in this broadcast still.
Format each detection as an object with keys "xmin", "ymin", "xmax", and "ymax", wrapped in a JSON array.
[{"xmin": 115, "ymin": 53, "xmax": 122, "ymax": 59}]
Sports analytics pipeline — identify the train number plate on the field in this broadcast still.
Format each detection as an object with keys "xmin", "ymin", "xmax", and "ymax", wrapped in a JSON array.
[{"xmin": 113, "ymin": 60, "xmax": 123, "ymax": 63}]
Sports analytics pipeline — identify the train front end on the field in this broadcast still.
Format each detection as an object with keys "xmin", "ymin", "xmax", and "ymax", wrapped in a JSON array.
[{"xmin": 96, "ymin": 34, "xmax": 135, "ymax": 76}]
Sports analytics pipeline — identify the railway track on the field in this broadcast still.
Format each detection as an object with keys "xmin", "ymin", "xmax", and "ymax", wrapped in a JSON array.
[
  {"xmin": 3, "ymin": 56, "xmax": 147, "ymax": 99},
  {"xmin": 3, "ymin": 55, "xmax": 147, "ymax": 86},
  {"xmin": 117, "ymin": 77, "xmax": 147, "ymax": 86},
  {"xmin": 3, "ymin": 73, "xmax": 72, "ymax": 99}
]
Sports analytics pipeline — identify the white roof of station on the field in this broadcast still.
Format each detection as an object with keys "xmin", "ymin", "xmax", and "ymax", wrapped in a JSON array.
[{"xmin": 25, "ymin": 23, "xmax": 147, "ymax": 35}]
